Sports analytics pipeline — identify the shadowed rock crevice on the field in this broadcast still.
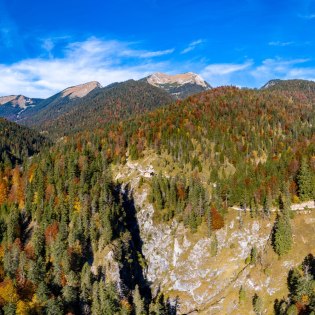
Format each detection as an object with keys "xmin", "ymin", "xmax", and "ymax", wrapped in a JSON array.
[{"xmin": 113, "ymin": 184, "xmax": 152, "ymax": 300}]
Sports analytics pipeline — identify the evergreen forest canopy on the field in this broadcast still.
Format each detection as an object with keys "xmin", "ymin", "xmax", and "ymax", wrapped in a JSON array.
[
  {"xmin": 1, "ymin": 81, "xmax": 315, "ymax": 314},
  {"xmin": 20, "ymin": 80, "xmax": 174, "ymax": 138},
  {"xmin": 0, "ymin": 118, "xmax": 49, "ymax": 168}
]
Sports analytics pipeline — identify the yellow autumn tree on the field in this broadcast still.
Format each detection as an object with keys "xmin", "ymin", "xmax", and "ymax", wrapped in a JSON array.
[
  {"xmin": 0, "ymin": 179, "xmax": 7, "ymax": 205},
  {"xmin": 0, "ymin": 278, "xmax": 18, "ymax": 305},
  {"xmin": 16, "ymin": 300, "xmax": 31, "ymax": 315}
]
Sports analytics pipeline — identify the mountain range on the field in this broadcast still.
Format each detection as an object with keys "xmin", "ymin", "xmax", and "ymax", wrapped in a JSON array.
[
  {"xmin": 2, "ymin": 73, "xmax": 314, "ymax": 139},
  {"xmin": 0, "ymin": 72, "xmax": 210, "ymax": 126}
]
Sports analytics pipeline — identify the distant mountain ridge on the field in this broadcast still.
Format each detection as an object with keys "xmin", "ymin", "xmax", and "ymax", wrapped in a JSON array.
[
  {"xmin": 261, "ymin": 79, "xmax": 315, "ymax": 92},
  {"xmin": 0, "ymin": 95, "xmax": 43, "ymax": 120},
  {"xmin": 0, "ymin": 72, "xmax": 209, "ymax": 123},
  {"xmin": 20, "ymin": 80, "xmax": 174, "ymax": 137},
  {"xmin": 0, "ymin": 82, "xmax": 102, "ymax": 122},
  {"xmin": 3, "ymin": 75, "xmax": 315, "ymax": 138},
  {"xmin": 144, "ymin": 72, "xmax": 212, "ymax": 99},
  {"xmin": 18, "ymin": 81, "xmax": 103, "ymax": 122}
]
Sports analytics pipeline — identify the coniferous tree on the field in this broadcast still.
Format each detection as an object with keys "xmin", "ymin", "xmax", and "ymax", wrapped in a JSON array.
[
  {"xmin": 297, "ymin": 158, "xmax": 313, "ymax": 201},
  {"xmin": 134, "ymin": 285, "xmax": 146, "ymax": 315},
  {"xmin": 272, "ymin": 213, "xmax": 292, "ymax": 256},
  {"xmin": 252, "ymin": 293, "xmax": 263, "ymax": 315}
]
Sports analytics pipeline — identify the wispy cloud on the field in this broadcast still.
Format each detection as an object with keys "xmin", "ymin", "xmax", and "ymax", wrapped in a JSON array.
[
  {"xmin": 0, "ymin": 37, "xmax": 173, "ymax": 98},
  {"xmin": 0, "ymin": 1, "xmax": 23, "ymax": 52},
  {"xmin": 139, "ymin": 49, "xmax": 175, "ymax": 58},
  {"xmin": 202, "ymin": 62, "xmax": 253, "ymax": 75},
  {"xmin": 200, "ymin": 61, "xmax": 253, "ymax": 86},
  {"xmin": 250, "ymin": 58, "xmax": 314, "ymax": 83},
  {"xmin": 268, "ymin": 41, "xmax": 294, "ymax": 47},
  {"xmin": 181, "ymin": 39, "xmax": 205, "ymax": 54},
  {"xmin": 1, "ymin": 35, "xmax": 315, "ymax": 98},
  {"xmin": 200, "ymin": 58, "xmax": 315, "ymax": 87},
  {"xmin": 299, "ymin": 13, "xmax": 315, "ymax": 19},
  {"xmin": 121, "ymin": 47, "xmax": 175, "ymax": 58}
]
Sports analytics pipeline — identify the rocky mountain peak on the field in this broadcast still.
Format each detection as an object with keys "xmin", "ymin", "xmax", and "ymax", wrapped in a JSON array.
[
  {"xmin": 147, "ymin": 72, "xmax": 209, "ymax": 88},
  {"xmin": 0, "ymin": 95, "xmax": 37, "ymax": 109},
  {"xmin": 145, "ymin": 72, "xmax": 211, "ymax": 99},
  {"xmin": 61, "ymin": 81, "xmax": 102, "ymax": 99}
]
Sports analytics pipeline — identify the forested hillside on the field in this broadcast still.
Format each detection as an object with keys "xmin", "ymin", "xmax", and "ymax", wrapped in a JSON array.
[
  {"xmin": 96, "ymin": 87, "xmax": 315, "ymax": 226},
  {"xmin": 0, "ymin": 118, "xmax": 48, "ymax": 167},
  {"xmin": 0, "ymin": 135, "xmax": 174, "ymax": 314},
  {"xmin": 1, "ymin": 85, "xmax": 315, "ymax": 314},
  {"xmin": 262, "ymin": 79, "xmax": 315, "ymax": 91},
  {"xmin": 21, "ymin": 80, "xmax": 173, "ymax": 138}
]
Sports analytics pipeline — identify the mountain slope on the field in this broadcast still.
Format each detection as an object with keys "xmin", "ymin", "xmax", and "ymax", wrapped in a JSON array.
[
  {"xmin": 100, "ymin": 86, "xmax": 315, "ymax": 210},
  {"xmin": 100, "ymin": 86, "xmax": 315, "ymax": 313},
  {"xmin": 0, "ymin": 95, "xmax": 43, "ymax": 120},
  {"xmin": 17, "ymin": 81, "xmax": 102, "ymax": 122},
  {"xmin": 0, "ymin": 118, "xmax": 48, "ymax": 166},
  {"xmin": 0, "ymin": 84, "xmax": 315, "ymax": 314},
  {"xmin": 22, "ymin": 80, "xmax": 174, "ymax": 137},
  {"xmin": 144, "ymin": 72, "xmax": 212, "ymax": 99},
  {"xmin": 261, "ymin": 78, "xmax": 315, "ymax": 93}
]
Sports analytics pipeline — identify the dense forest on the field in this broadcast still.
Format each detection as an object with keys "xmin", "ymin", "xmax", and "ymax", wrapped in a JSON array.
[
  {"xmin": 0, "ymin": 136, "xmax": 174, "ymax": 314},
  {"xmin": 262, "ymin": 79, "xmax": 315, "ymax": 94},
  {"xmin": 1, "ymin": 83, "xmax": 315, "ymax": 313},
  {"xmin": 21, "ymin": 80, "xmax": 173, "ymax": 138},
  {"xmin": 0, "ymin": 118, "xmax": 49, "ymax": 168},
  {"xmin": 92, "ymin": 87, "xmax": 315, "ymax": 224}
]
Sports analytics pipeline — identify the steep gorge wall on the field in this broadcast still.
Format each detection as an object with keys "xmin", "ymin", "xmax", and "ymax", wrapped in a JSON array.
[{"xmin": 114, "ymin": 159, "xmax": 315, "ymax": 314}]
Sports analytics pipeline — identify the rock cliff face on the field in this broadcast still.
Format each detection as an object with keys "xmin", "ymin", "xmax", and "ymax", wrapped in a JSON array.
[
  {"xmin": 61, "ymin": 81, "xmax": 102, "ymax": 99},
  {"xmin": 0, "ymin": 95, "xmax": 43, "ymax": 120},
  {"xmin": 144, "ymin": 72, "xmax": 211, "ymax": 99},
  {"xmin": 113, "ymin": 158, "xmax": 315, "ymax": 314}
]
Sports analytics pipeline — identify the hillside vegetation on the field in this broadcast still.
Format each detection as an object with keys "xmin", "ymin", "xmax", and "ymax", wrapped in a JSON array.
[
  {"xmin": 0, "ymin": 84, "xmax": 315, "ymax": 314},
  {"xmin": 0, "ymin": 118, "xmax": 48, "ymax": 167},
  {"xmin": 21, "ymin": 80, "xmax": 174, "ymax": 138},
  {"xmin": 96, "ymin": 87, "xmax": 315, "ymax": 223}
]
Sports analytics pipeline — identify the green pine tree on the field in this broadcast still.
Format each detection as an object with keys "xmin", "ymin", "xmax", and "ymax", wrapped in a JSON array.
[
  {"xmin": 297, "ymin": 158, "xmax": 313, "ymax": 201},
  {"xmin": 272, "ymin": 213, "xmax": 292, "ymax": 256}
]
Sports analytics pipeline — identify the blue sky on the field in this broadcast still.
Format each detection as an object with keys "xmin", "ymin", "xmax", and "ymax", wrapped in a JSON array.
[{"xmin": 0, "ymin": 0, "xmax": 315, "ymax": 97}]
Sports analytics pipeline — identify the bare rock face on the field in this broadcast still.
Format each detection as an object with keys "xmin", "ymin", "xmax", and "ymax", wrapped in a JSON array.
[
  {"xmin": 147, "ymin": 72, "xmax": 209, "ymax": 89},
  {"xmin": 114, "ymin": 159, "xmax": 315, "ymax": 314},
  {"xmin": 0, "ymin": 95, "xmax": 43, "ymax": 120},
  {"xmin": 0, "ymin": 95, "xmax": 17, "ymax": 105},
  {"xmin": 145, "ymin": 72, "xmax": 211, "ymax": 99},
  {"xmin": 0, "ymin": 95, "xmax": 37, "ymax": 109},
  {"xmin": 61, "ymin": 81, "xmax": 102, "ymax": 99}
]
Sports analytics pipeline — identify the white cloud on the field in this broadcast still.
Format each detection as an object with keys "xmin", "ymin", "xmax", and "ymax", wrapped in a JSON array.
[
  {"xmin": 268, "ymin": 41, "xmax": 294, "ymax": 47},
  {"xmin": 2, "ymin": 36, "xmax": 315, "ymax": 98},
  {"xmin": 200, "ymin": 61, "xmax": 253, "ymax": 86},
  {"xmin": 139, "ymin": 49, "xmax": 175, "ymax": 58},
  {"xmin": 200, "ymin": 58, "xmax": 315, "ymax": 87},
  {"xmin": 299, "ymin": 14, "xmax": 315, "ymax": 19},
  {"xmin": 121, "ymin": 47, "xmax": 175, "ymax": 58},
  {"xmin": 42, "ymin": 39, "xmax": 54, "ymax": 52},
  {"xmin": 181, "ymin": 39, "xmax": 205, "ymax": 54},
  {"xmin": 250, "ymin": 58, "xmax": 311, "ymax": 83},
  {"xmin": 202, "ymin": 62, "xmax": 252, "ymax": 75},
  {"xmin": 0, "ymin": 38, "xmax": 173, "ymax": 98}
]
